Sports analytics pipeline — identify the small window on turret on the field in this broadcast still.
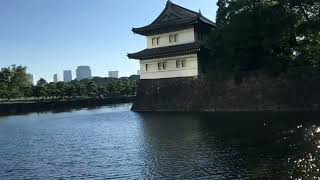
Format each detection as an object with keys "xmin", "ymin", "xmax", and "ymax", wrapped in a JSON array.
[
  {"xmin": 152, "ymin": 37, "xmax": 161, "ymax": 46},
  {"xmin": 169, "ymin": 34, "xmax": 178, "ymax": 43},
  {"xmin": 174, "ymin": 34, "xmax": 178, "ymax": 42},
  {"xmin": 152, "ymin": 38, "xmax": 156, "ymax": 46},
  {"xmin": 157, "ymin": 37, "xmax": 160, "ymax": 45},
  {"xmin": 169, "ymin": 35, "xmax": 174, "ymax": 43},
  {"xmin": 176, "ymin": 60, "xmax": 181, "ymax": 68},
  {"xmin": 158, "ymin": 62, "xmax": 162, "ymax": 70},
  {"xmin": 181, "ymin": 59, "xmax": 186, "ymax": 68},
  {"xmin": 163, "ymin": 62, "xmax": 167, "ymax": 70},
  {"xmin": 145, "ymin": 64, "xmax": 149, "ymax": 71}
]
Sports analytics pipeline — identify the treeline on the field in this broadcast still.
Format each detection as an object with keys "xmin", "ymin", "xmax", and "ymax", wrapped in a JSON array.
[
  {"xmin": 0, "ymin": 65, "xmax": 139, "ymax": 101},
  {"xmin": 0, "ymin": 65, "xmax": 32, "ymax": 101},
  {"xmin": 207, "ymin": 0, "xmax": 320, "ymax": 79}
]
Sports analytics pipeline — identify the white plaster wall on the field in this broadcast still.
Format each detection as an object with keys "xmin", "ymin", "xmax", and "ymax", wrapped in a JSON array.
[
  {"xmin": 147, "ymin": 28, "xmax": 195, "ymax": 49},
  {"xmin": 140, "ymin": 54, "xmax": 198, "ymax": 79}
]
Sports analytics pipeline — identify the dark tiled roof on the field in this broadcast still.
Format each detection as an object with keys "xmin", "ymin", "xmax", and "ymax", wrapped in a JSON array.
[
  {"xmin": 132, "ymin": 1, "xmax": 215, "ymax": 36},
  {"xmin": 128, "ymin": 41, "xmax": 204, "ymax": 60}
]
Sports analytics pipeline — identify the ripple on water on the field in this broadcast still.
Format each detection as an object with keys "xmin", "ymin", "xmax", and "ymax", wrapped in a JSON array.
[{"xmin": 0, "ymin": 107, "xmax": 319, "ymax": 179}]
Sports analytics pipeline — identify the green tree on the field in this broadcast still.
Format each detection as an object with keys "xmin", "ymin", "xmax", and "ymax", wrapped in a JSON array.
[
  {"xmin": 208, "ymin": 0, "xmax": 320, "ymax": 79},
  {"xmin": 75, "ymin": 82, "xmax": 86, "ymax": 98},
  {"xmin": 0, "ymin": 65, "xmax": 32, "ymax": 100},
  {"xmin": 64, "ymin": 84, "xmax": 76, "ymax": 99},
  {"xmin": 55, "ymin": 82, "xmax": 66, "ymax": 99},
  {"xmin": 85, "ymin": 81, "xmax": 97, "ymax": 98},
  {"xmin": 284, "ymin": 0, "xmax": 320, "ymax": 66},
  {"xmin": 46, "ymin": 82, "xmax": 58, "ymax": 99},
  {"xmin": 37, "ymin": 78, "xmax": 48, "ymax": 86},
  {"xmin": 1, "ymin": 65, "xmax": 138, "ymax": 101},
  {"xmin": 97, "ymin": 86, "xmax": 107, "ymax": 98},
  {"xmin": 32, "ymin": 84, "xmax": 47, "ymax": 100}
]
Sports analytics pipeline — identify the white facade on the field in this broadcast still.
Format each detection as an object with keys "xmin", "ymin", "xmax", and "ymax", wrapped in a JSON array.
[
  {"xmin": 63, "ymin": 70, "xmax": 72, "ymax": 82},
  {"xmin": 138, "ymin": 28, "xmax": 199, "ymax": 79},
  {"xmin": 140, "ymin": 54, "xmax": 198, "ymax": 79},
  {"xmin": 147, "ymin": 28, "xmax": 195, "ymax": 49},
  {"xmin": 108, "ymin": 71, "xmax": 119, "ymax": 78}
]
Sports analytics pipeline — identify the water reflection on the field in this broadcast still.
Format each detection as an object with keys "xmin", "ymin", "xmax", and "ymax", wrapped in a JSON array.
[
  {"xmin": 285, "ymin": 124, "xmax": 320, "ymax": 179},
  {"xmin": 137, "ymin": 113, "xmax": 245, "ymax": 179},
  {"xmin": 137, "ymin": 112, "xmax": 320, "ymax": 179},
  {"xmin": 0, "ymin": 105, "xmax": 319, "ymax": 179}
]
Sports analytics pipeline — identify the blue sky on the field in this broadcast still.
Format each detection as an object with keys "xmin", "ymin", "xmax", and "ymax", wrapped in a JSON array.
[{"xmin": 0, "ymin": 0, "xmax": 217, "ymax": 82}]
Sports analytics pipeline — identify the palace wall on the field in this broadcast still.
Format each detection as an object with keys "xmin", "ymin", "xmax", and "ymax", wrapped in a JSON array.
[
  {"xmin": 147, "ymin": 28, "xmax": 195, "ymax": 49},
  {"xmin": 140, "ymin": 54, "xmax": 198, "ymax": 79},
  {"xmin": 132, "ymin": 72, "xmax": 320, "ymax": 112}
]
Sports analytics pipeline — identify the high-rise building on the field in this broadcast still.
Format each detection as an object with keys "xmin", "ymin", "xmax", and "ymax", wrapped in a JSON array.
[
  {"xmin": 108, "ymin": 71, "xmax": 119, "ymax": 78},
  {"xmin": 76, "ymin": 66, "xmax": 92, "ymax": 80},
  {"xmin": 63, "ymin": 70, "xmax": 72, "ymax": 82},
  {"xmin": 53, "ymin": 74, "xmax": 58, "ymax": 82}
]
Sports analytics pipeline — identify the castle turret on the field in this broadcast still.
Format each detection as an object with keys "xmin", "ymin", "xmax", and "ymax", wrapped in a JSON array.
[{"xmin": 128, "ymin": 1, "xmax": 215, "ymax": 79}]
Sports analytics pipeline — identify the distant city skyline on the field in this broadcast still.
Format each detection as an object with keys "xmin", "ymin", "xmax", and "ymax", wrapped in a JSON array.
[
  {"xmin": 46, "ymin": 68, "xmax": 138, "ymax": 84},
  {"xmin": 0, "ymin": 0, "xmax": 217, "ymax": 82},
  {"xmin": 27, "ymin": 65, "xmax": 140, "ymax": 83},
  {"xmin": 108, "ymin": 71, "xmax": 119, "ymax": 78}
]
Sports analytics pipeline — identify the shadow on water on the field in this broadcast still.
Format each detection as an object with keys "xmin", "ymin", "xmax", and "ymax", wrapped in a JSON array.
[
  {"xmin": 0, "ymin": 97, "xmax": 134, "ymax": 117},
  {"xmin": 136, "ymin": 111, "xmax": 320, "ymax": 179},
  {"xmin": 0, "ymin": 105, "xmax": 319, "ymax": 179},
  {"xmin": 0, "ymin": 103, "xmax": 132, "ymax": 118}
]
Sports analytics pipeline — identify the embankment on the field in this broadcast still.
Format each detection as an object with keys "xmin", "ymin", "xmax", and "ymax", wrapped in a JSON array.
[
  {"xmin": 0, "ymin": 96, "xmax": 134, "ymax": 115},
  {"xmin": 132, "ymin": 71, "xmax": 320, "ymax": 112}
]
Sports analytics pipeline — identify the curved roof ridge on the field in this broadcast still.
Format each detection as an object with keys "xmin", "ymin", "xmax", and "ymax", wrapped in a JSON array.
[
  {"xmin": 169, "ymin": 1, "xmax": 200, "ymax": 17},
  {"xmin": 132, "ymin": 1, "xmax": 215, "ymax": 35},
  {"xmin": 150, "ymin": 1, "xmax": 192, "ymax": 25},
  {"xmin": 166, "ymin": 1, "xmax": 215, "ymax": 25}
]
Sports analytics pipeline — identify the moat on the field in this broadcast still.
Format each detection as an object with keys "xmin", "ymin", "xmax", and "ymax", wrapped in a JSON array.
[{"xmin": 0, "ymin": 103, "xmax": 319, "ymax": 179}]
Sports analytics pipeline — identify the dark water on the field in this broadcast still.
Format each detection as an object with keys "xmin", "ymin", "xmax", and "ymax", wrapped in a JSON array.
[{"xmin": 0, "ymin": 104, "xmax": 319, "ymax": 179}]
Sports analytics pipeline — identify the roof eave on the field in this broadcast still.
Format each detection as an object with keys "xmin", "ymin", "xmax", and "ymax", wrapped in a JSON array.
[
  {"xmin": 128, "ymin": 48, "xmax": 202, "ymax": 60},
  {"xmin": 132, "ymin": 27, "xmax": 149, "ymax": 36},
  {"xmin": 132, "ymin": 23, "xmax": 196, "ymax": 36},
  {"xmin": 132, "ymin": 18, "xmax": 215, "ymax": 36}
]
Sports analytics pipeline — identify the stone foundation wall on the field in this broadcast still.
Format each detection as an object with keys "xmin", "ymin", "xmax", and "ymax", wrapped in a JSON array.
[{"xmin": 131, "ymin": 73, "xmax": 320, "ymax": 112}]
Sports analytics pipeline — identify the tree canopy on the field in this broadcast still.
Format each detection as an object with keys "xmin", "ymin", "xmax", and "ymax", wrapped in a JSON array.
[
  {"xmin": 31, "ymin": 77, "xmax": 138, "ymax": 100},
  {"xmin": 36, "ymin": 78, "xmax": 48, "ymax": 86},
  {"xmin": 0, "ymin": 65, "xmax": 138, "ymax": 102},
  {"xmin": 208, "ymin": 0, "xmax": 320, "ymax": 78},
  {"xmin": 0, "ymin": 65, "xmax": 32, "ymax": 100}
]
